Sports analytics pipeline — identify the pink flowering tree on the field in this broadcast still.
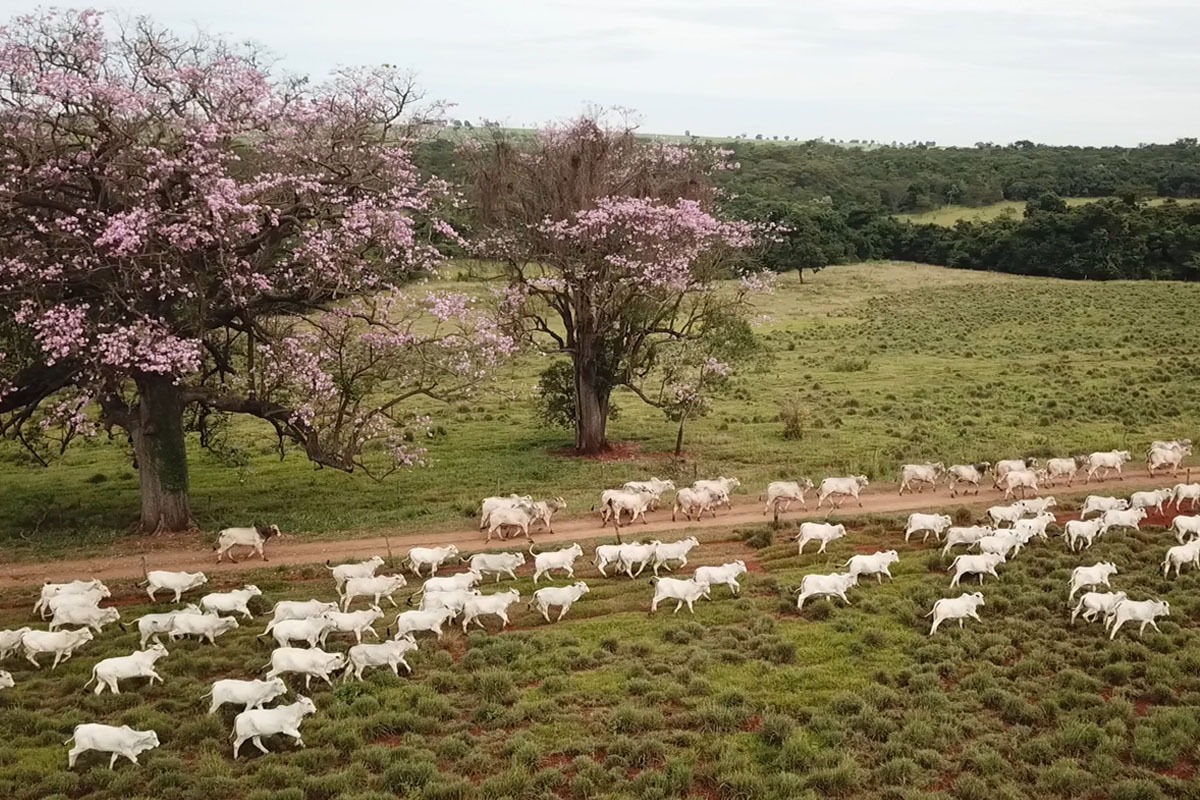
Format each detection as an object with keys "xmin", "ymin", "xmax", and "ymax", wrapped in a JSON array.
[
  {"xmin": 0, "ymin": 10, "xmax": 512, "ymax": 532},
  {"xmin": 464, "ymin": 114, "xmax": 766, "ymax": 454}
]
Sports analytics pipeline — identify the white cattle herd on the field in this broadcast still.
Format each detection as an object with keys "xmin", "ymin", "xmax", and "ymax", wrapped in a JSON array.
[{"xmin": 2, "ymin": 439, "xmax": 1196, "ymax": 770}]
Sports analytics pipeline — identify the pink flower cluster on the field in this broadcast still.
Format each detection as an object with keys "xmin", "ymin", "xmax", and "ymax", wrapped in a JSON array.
[{"xmin": 95, "ymin": 322, "xmax": 202, "ymax": 377}]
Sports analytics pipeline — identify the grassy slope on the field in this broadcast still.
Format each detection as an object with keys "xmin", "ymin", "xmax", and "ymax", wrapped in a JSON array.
[
  {"xmin": 4, "ymin": 262, "xmax": 1200, "ymax": 558},
  {"xmin": 895, "ymin": 197, "xmax": 1200, "ymax": 226}
]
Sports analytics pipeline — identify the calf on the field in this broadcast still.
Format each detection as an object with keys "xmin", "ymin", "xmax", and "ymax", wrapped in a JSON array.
[
  {"xmin": 264, "ymin": 600, "xmax": 340, "ymax": 634},
  {"xmin": 200, "ymin": 585, "xmax": 263, "ymax": 619},
  {"xmin": 795, "ymin": 522, "xmax": 847, "ymax": 555},
  {"xmin": 461, "ymin": 589, "xmax": 522, "ymax": 632},
  {"xmin": 264, "ymin": 616, "xmax": 336, "ymax": 649},
  {"xmin": 468, "ymin": 552, "xmax": 526, "ymax": 583},
  {"xmin": 326, "ymin": 557, "xmax": 385, "ymax": 592},
  {"xmin": 83, "ymin": 645, "xmax": 169, "ymax": 696},
  {"xmin": 33, "ymin": 579, "xmax": 109, "ymax": 618},
  {"xmin": 652, "ymin": 537, "xmax": 699, "ymax": 575},
  {"xmin": 49, "ymin": 605, "xmax": 120, "ymax": 633},
  {"xmin": 905, "ymin": 513, "xmax": 952, "ymax": 543},
  {"xmin": 1083, "ymin": 450, "xmax": 1132, "ymax": 483},
  {"xmin": 340, "ymin": 574, "xmax": 408, "ymax": 611},
  {"xmin": 1130, "ymin": 489, "xmax": 1172, "ymax": 514},
  {"xmin": 899, "ymin": 462, "xmax": 943, "ymax": 495},
  {"xmin": 531, "ymin": 543, "xmax": 584, "ymax": 584},
  {"xmin": 1099, "ymin": 507, "xmax": 1147, "ymax": 536},
  {"xmin": 215, "ymin": 524, "xmax": 280, "ymax": 563},
  {"xmin": 947, "ymin": 462, "xmax": 990, "ymax": 497},
  {"xmin": 1080, "ymin": 495, "xmax": 1129, "ymax": 519},
  {"xmin": 1162, "ymin": 540, "xmax": 1200, "ymax": 578},
  {"xmin": 143, "ymin": 570, "xmax": 208, "ymax": 603},
  {"xmin": 795, "ymin": 572, "xmax": 858, "ymax": 609},
  {"xmin": 407, "ymin": 546, "xmax": 460, "ymax": 577},
  {"xmin": 1172, "ymin": 483, "xmax": 1200, "ymax": 511},
  {"xmin": 693, "ymin": 561, "xmax": 748, "ymax": 596},
  {"xmin": 66, "ymin": 724, "xmax": 159, "ymax": 769},
  {"xmin": 816, "ymin": 475, "xmax": 869, "ymax": 509},
  {"xmin": 948, "ymin": 553, "xmax": 1004, "ymax": 587},
  {"xmin": 1064, "ymin": 518, "xmax": 1105, "ymax": 552},
  {"xmin": 761, "ymin": 479, "xmax": 814, "ymax": 515},
  {"xmin": 1107, "ymin": 599, "xmax": 1170, "ymax": 640},
  {"xmin": 264, "ymin": 647, "xmax": 347, "ymax": 690},
  {"xmin": 650, "ymin": 577, "xmax": 711, "ymax": 614},
  {"xmin": 940, "ymin": 525, "xmax": 994, "ymax": 557},
  {"xmin": 21, "ymin": 628, "xmax": 94, "ymax": 669},
  {"xmin": 1171, "ymin": 514, "xmax": 1200, "ymax": 543},
  {"xmin": 343, "ymin": 639, "xmax": 419, "ymax": 680},
  {"xmin": 1070, "ymin": 591, "xmax": 1128, "ymax": 625},
  {"xmin": 169, "ymin": 614, "xmax": 239, "ymax": 645},
  {"xmin": 389, "ymin": 607, "xmax": 456, "ymax": 640},
  {"xmin": 131, "ymin": 605, "xmax": 203, "ymax": 648},
  {"xmin": 529, "ymin": 582, "xmax": 590, "ymax": 622},
  {"xmin": 232, "ymin": 696, "xmax": 318, "ymax": 758},
  {"xmin": 205, "ymin": 677, "xmax": 288, "ymax": 714},
  {"xmin": 319, "ymin": 606, "xmax": 384, "ymax": 645},
  {"xmin": 927, "ymin": 592, "xmax": 985, "ymax": 635},
  {"xmin": 843, "ymin": 551, "xmax": 899, "ymax": 584},
  {"xmin": 1068, "ymin": 562, "xmax": 1119, "ymax": 601}
]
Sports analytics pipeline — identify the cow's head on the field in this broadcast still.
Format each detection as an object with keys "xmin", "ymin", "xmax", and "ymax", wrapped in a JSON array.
[
  {"xmin": 971, "ymin": 592, "xmax": 985, "ymax": 604},
  {"xmin": 295, "ymin": 695, "xmax": 318, "ymax": 716},
  {"xmin": 243, "ymin": 585, "xmax": 263, "ymax": 597}
]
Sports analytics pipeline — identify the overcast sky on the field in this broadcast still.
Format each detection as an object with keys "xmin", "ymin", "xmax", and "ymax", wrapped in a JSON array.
[{"xmin": 9, "ymin": 0, "xmax": 1199, "ymax": 145}]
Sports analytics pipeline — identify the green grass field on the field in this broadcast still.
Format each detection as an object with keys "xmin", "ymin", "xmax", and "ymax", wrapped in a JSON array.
[
  {"xmin": 1, "ymin": 516, "xmax": 1197, "ymax": 800},
  {"xmin": 895, "ymin": 198, "xmax": 1200, "ymax": 226},
  {"xmin": 3, "ymin": 262, "xmax": 1200, "ymax": 558}
]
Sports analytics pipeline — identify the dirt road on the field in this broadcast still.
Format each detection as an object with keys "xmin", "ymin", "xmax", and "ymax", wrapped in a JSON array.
[{"xmin": 0, "ymin": 469, "xmax": 1186, "ymax": 587}]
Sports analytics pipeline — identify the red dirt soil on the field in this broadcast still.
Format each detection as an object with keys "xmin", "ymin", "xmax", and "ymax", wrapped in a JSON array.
[{"xmin": 0, "ymin": 468, "xmax": 1182, "ymax": 588}]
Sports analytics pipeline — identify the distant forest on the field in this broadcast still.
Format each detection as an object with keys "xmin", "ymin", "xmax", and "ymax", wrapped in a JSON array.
[{"xmin": 418, "ymin": 137, "xmax": 1200, "ymax": 280}]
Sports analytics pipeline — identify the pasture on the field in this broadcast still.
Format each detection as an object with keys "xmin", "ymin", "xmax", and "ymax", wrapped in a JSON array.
[
  {"xmin": 2, "ymin": 509, "xmax": 1199, "ymax": 800},
  {"xmin": 4, "ymin": 263, "xmax": 1200, "ymax": 559},
  {"xmin": 895, "ymin": 198, "xmax": 1200, "ymax": 226}
]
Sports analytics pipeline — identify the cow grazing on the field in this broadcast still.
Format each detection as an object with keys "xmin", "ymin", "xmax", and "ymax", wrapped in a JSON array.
[
  {"xmin": 83, "ymin": 645, "xmax": 169, "ymax": 696},
  {"xmin": 343, "ymin": 639, "xmax": 419, "ymax": 680},
  {"xmin": 1068, "ymin": 562, "xmax": 1118, "ymax": 601},
  {"xmin": 816, "ymin": 475, "xmax": 869, "ymax": 509},
  {"xmin": 899, "ymin": 463, "xmax": 944, "ymax": 495},
  {"xmin": 1083, "ymin": 450, "xmax": 1133, "ymax": 483},
  {"xmin": 206, "ymin": 678, "xmax": 288, "ymax": 714},
  {"xmin": 649, "ymin": 577, "xmax": 711, "ymax": 614},
  {"xmin": 795, "ymin": 572, "xmax": 858, "ymax": 609},
  {"xmin": 760, "ymin": 479, "xmax": 815, "ymax": 515},
  {"xmin": 142, "ymin": 570, "xmax": 208, "ymax": 603},
  {"xmin": 947, "ymin": 462, "xmax": 990, "ymax": 497},
  {"xmin": 215, "ymin": 524, "xmax": 280, "ymax": 563},
  {"xmin": 232, "ymin": 696, "xmax": 317, "ymax": 758},
  {"xmin": 905, "ymin": 513, "xmax": 953, "ymax": 543},
  {"xmin": 326, "ymin": 557, "xmax": 385, "ymax": 592},
  {"xmin": 1107, "ymin": 599, "xmax": 1170, "ymax": 640},
  {"xmin": 200, "ymin": 585, "xmax": 263, "ymax": 619},
  {"xmin": 529, "ymin": 582, "xmax": 590, "ymax": 622},
  {"xmin": 693, "ymin": 561, "xmax": 747, "ymax": 596},
  {"xmin": 66, "ymin": 724, "xmax": 159, "ymax": 769},
  {"xmin": 927, "ymin": 593, "xmax": 985, "ymax": 635},
  {"xmin": 948, "ymin": 553, "xmax": 1005, "ymax": 587},
  {"xmin": 407, "ymin": 546, "xmax": 460, "ymax": 577}
]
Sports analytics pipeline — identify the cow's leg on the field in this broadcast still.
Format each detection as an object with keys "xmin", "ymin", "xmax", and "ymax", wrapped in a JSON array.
[
  {"xmin": 252, "ymin": 736, "xmax": 270, "ymax": 754},
  {"xmin": 109, "ymin": 752, "xmax": 119, "ymax": 769},
  {"xmin": 67, "ymin": 747, "xmax": 83, "ymax": 768}
]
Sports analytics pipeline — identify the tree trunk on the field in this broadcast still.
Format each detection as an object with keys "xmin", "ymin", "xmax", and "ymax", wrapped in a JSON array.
[
  {"xmin": 130, "ymin": 374, "xmax": 193, "ymax": 533},
  {"xmin": 573, "ymin": 353, "xmax": 610, "ymax": 454},
  {"xmin": 674, "ymin": 416, "xmax": 687, "ymax": 458}
]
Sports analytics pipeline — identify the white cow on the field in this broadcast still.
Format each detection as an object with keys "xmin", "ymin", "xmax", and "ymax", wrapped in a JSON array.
[
  {"xmin": 795, "ymin": 572, "xmax": 858, "ymax": 609},
  {"xmin": 1068, "ymin": 562, "xmax": 1119, "ymax": 601},
  {"xmin": 761, "ymin": 479, "xmax": 815, "ymax": 515},
  {"xmin": 795, "ymin": 522, "xmax": 847, "ymax": 555},
  {"xmin": 131, "ymin": 605, "xmax": 203, "ymax": 648},
  {"xmin": 1070, "ymin": 591, "xmax": 1128, "ymax": 625},
  {"xmin": 339, "ymin": 574, "xmax": 408, "ymax": 611},
  {"xmin": 0, "ymin": 627, "xmax": 32, "ymax": 659},
  {"xmin": 413, "ymin": 588, "xmax": 481, "ymax": 616},
  {"xmin": 1016, "ymin": 496, "xmax": 1057, "ymax": 516},
  {"xmin": 409, "ymin": 571, "xmax": 483, "ymax": 599},
  {"xmin": 264, "ymin": 648, "xmax": 347, "ymax": 690},
  {"xmin": 168, "ymin": 614, "xmax": 239, "ymax": 645},
  {"xmin": 948, "ymin": 553, "xmax": 1005, "ymax": 587},
  {"xmin": 265, "ymin": 600, "xmax": 340, "ymax": 633},
  {"xmin": 143, "ymin": 570, "xmax": 208, "ymax": 603},
  {"xmin": 83, "ymin": 645, "xmax": 169, "ymax": 695},
  {"xmin": 530, "ymin": 543, "xmax": 584, "ymax": 584},
  {"xmin": 693, "ymin": 561, "xmax": 747, "ymax": 596},
  {"xmin": 320, "ymin": 606, "xmax": 385, "ymax": 645},
  {"xmin": 927, "ymin": 592, "xmax": 985, "ymax": 635},
  {"xmin": 617, "ymin": 542, "xmax": 660, "ymax": 578},
  {"xmin": 34, "ymin": 579, "xmax": 110, "ymax": 617},
  {"xmin": 1083, "ymin": 450, "xmax": 1132, "ymax": 483},
  {"xmin": 600, "ymin": 489, "xmax": 657, "ymax": 527},
  {"xmin": 652, "ymin": 537, "xmax": 700, "ymax": 575},
  {"xmin": 406, "ymin": 546, "xmax": 460, "ymax": 577},
  {"xmin": 21, "ymin": 628, "xmax": 94, "ymax": 669},
  {"xmin": 974, "ymin": 532, "xmax": 1024, "ymax": 559},
  {"xmin": 1064, "ymin": 518, "xmax": 1105, "ymax": 552},
  {"xmin": 1080, "ymin": 495, "xmax": 1129, "ymax": 519},
  {"xmin": 1011, "ymin": 512, "xmax": 1056, "ymax": 541},
  {"xmin": 1150, "ymin": 438, "xmax": 1192, "ymax": 454},
  {"xmin": 816, "ymin": 476, "xmax": 869, "ymax": 509},
  {"xmin": 996, "ymin": 469, "xmax": 1039, "ymax": 500},
  {"xmin": 905, "ymin": 513, "xmax": 952, "ymax": 543},
  {"xmin": 1172, "ymin": 483, "xmax": 1200, "ymax": 511},
  {"xmin": 1107, "ymin": 599, "xmax": 1170, "ymax": 640},
  {"xmin": 42, "ymin": 588, "xmax": 109, "ymax": 620},
  {"xmin": 232, "ymin": 696, "xmax": 317, "ymax": 758},
  {"xmin": 486, "ymin": 504, "xmax": 542, "ymax": 542},
  {"xmin": 49, "ymin": 605, "xmax": 120, "ymax": 633},
  {"xmin": 1099, "ymin": 507, "xmax": 1147, "ymax": 536},
  {"xmin": 946, "ymin": 462, "xmax": 990, "ymax": 497},
  {"xmin": 940, "ymin": 526, "xmax": 994, "ymax": 557},
  {"xmin": 528, "ymin": 582, "xmax": 590, "ymax": 622},
  {"xmin": 460, "ymin": 589, "xmax": 522, "ymax": 632},
  {"xmin": 200, "ymin": 585, "xmax": 263, "ymax": 619},
  {"xmin": 66, "ymin": 724, "xmax": 159, "ymax": 769},
  {"xmin": 326, "ymin": 557, "xmax": 385, "ymax": 592},
  {"xmin": 0, "ymin": 670, "xmax": 12, "ymax": 690},
  {"xmin": 1148, "ymin": 446, "xmax": 1187, "ymax": 477},
  {"xmin": 205, "ymin": 677, "xmax": 289, "ymax": 714},
  {"xmin": 672, "ymin": 487, "xmax": 722, "ymax": 521},
  {"xmin": 1041, "ymin": 457, "xmax": 1083, "ymax": 488},
  {"xmin": 215, "ymin": 524, "xmax": 280, "ymax": 563},
  {"xmin": 265, "ymin": 616, "xmax": 336, "ymax": 649},
  {"xmin": 986, "ymin": 503, "xmax": 1027, "ymax": 528},
  {"xmin": 389, "ymin": 607, "xmax": 456, "ymax": 640},
  {"xmin": 468, "ymin": 552, "xmax": 526, "ymax": 583},
  {"xmin": 343, "ymin": 639, "xmax": 419, "ymax": 680},
  {"xmin": 898, "ymin": 463, "xmax": 944, "ymax": 495},
  {"xmin": 694, "ymin": 477, "xmax": 740, "ymax": 503},
  {"xmin": 622, "ymin": 478, "xmax": 675, "ymax": 510},
  {"xmin": 649, "ymin": 577, "xmax": 711, "ymax": 614},
  {"xmin": 843, "ymin": 551, "xmax": 899, "ymax": 584},
  {"xmin": 593, "ymin": 544, "xmax": 627, "ymax": 577},
  {"xmin": 1162, "ymin": 540, "xmax": 1200, "ymax": 578},
  {"xmin": 1129, "ymin": 489, "xmax": 1172, "ymax": 514},
  {"xmin": 994, "ymin": 458, "xmax": 1036, "ymax": 482},
  {"xmin": 1171, "ymin": 515, "xmax": 1200, "ymax": 543},
  {"xmin": 479, "ymin": 494, "xmax": 533, "ymax": 530}
]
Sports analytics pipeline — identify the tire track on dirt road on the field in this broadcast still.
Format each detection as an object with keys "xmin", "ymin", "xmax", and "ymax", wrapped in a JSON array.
[{"xmin": 0, "ymin": 469, "xmax": 1184, "ymax": 586}]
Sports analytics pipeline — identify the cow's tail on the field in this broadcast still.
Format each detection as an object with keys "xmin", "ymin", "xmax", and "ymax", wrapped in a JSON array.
[
  {"xmin": 324, "ymin": 560, "xmax": 336, "ymax": 572},
  {"xmin": 923, "ymin": 608, "xmax": 935, "ymax": 617},
  {"xmin": 81, "ymin": 668, "xmax": 97, "ymax": 691},
  {"xmin": 528, "ymin": 543, "xmax": 539, "ymax": 556}
]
